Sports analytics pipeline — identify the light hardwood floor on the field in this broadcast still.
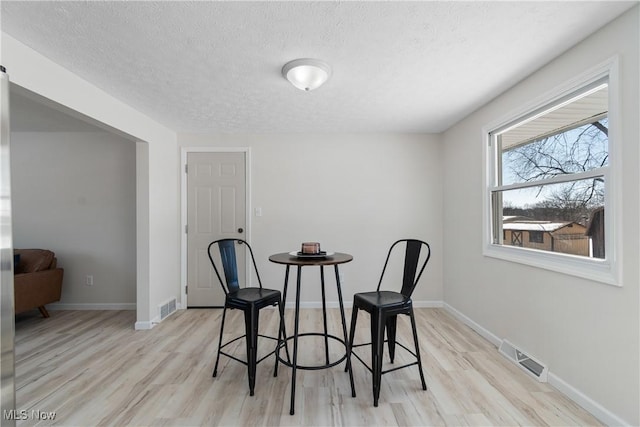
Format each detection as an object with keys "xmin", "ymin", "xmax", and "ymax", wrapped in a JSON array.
[{"xmin": 14, "ymin": 308, "xmax": 602, "ymax": 426}]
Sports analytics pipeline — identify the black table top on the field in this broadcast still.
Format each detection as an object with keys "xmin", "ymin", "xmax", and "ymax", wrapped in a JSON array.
[{"xmin": 268, "ymin": 252, "xmax": 353, "ymax": 266}]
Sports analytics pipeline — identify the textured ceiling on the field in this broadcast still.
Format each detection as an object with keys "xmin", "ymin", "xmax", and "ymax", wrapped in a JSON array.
[{"xmin": 1, "ymin": 1, "xmax": 636, "ymax": 134}]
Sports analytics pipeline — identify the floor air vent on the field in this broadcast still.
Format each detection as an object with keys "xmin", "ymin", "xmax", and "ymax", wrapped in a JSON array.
[
  {"xmin": 159, "ymin": 298, "xmax": 177, "ymax": 322},
  {"xmin": 499, "ymin": 340, "xmax": 548, "ymax": 382}
]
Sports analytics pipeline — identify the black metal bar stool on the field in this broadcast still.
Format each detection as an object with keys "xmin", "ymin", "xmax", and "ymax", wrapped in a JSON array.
[
  {"xmin": 208, "ymin": 238, "xmax": 289, "ymax": 396},
  {"xmin": 346, "ymin": 239, "xmax": 431, "ymax": 406}
]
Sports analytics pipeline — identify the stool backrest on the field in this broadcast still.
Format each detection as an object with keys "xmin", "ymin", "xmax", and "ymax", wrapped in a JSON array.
[
  {"xmin": 208, "ymin": 238, "xmax": 263, "ymax": 295},
  {"xmin": 377, "ymin": 239, "xmax": 431, "ymax": 297}
]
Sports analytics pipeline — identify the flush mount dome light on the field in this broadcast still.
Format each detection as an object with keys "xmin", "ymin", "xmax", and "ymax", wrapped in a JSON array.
[{"xmin": 282, "ymin": 58, "xmax": 331, "ymax": 91}]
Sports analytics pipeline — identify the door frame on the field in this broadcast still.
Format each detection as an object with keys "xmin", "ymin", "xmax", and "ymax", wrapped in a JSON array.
[{"xmin": 180, "ymin": 147, "xmax": 251, "ymax": 309}]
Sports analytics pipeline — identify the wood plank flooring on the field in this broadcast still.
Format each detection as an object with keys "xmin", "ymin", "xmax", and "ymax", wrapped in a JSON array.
[{"xmin": 13, "ymin": 308, "xmax": 602, "ymax": 426}]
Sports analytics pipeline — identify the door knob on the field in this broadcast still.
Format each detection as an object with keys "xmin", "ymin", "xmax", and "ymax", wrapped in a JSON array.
[{"xmin": 238, "ymin": 228, "xmax": 244, "ymax": 233}]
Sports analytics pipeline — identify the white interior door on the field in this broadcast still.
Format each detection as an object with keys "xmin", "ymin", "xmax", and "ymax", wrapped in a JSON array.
[{"xmin": 186, "ymin": 151, "xmax": 246, "ymax": 307}]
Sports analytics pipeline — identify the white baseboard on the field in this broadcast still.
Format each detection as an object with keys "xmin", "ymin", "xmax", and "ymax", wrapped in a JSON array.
[
  {"xmin": 548, "ymin": 372, "xmax": 632, "ymax": 427},
  {"xmin": 134, "ymin": 320, "xmax": 153, "ymax": 330},
  {"xmin": 284, "ymin": 299, "xmax": 443, "ymax": 309},
  {"xmin": 443, "ymin": 302, "xmax": 630, "ymax": 426},
  {"xmin": 48, "ymin": 303, "xmax": 136, "ymax": 311},
  {"xmin": 414, "ymin": 300, "xmax": 444, "ymax": 308},
  {"xmin": 443, "ymin": 302, "xmax": 502, "ymax": 347},
  {"xmin": 134, "ymin": 314, "xmax": 163, "ymax": 330}
]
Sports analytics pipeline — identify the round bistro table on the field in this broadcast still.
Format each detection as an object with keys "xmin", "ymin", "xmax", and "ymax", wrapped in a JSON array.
[{"xmin": 268, "ymin": 252, "xmax": 355, "ymax": 415}]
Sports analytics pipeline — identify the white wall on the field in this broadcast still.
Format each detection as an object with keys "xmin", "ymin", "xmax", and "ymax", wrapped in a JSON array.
[
  {"xmin": 179, "ymin": 133, "xmax": 443, "ymax": 305},
  {"xmin": 11, "ymin": 131, "xmax": 136, "ymax": 307},
  {"xmin": 442, "ymin": 7, "xmax": 639, "ymax": 426},
  {"xmin": 1, "ymin": 35, "xmax": 180, "ymax": 327}
]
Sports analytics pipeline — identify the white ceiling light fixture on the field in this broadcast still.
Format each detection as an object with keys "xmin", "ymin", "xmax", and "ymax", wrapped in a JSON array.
[{"xmin": 282, "ymin": 58, "xmax": 331, "ymax": 92}]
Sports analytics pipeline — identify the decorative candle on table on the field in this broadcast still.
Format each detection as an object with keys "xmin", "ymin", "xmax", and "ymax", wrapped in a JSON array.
[{"xmin": 301, "ymin": 242, "xmax": 321, "ymax": 254}]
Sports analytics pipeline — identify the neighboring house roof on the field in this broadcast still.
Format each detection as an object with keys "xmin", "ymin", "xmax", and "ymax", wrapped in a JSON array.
[
  {"xmin": 503, "ymin": 222, "xmax": 573, "ymax": 232},
  {"xmin": 502, "ymin": 216, "xmax": 586, "ymax": 233},
  {"xmin": 503, "ymin": 216, "xmax": 533, "ymax": 223}
]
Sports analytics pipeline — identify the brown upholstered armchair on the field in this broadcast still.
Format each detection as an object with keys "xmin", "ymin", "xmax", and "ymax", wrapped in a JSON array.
[{"xmin": 14, "ymin": 249, "xmax": 64, "ymax": 318}]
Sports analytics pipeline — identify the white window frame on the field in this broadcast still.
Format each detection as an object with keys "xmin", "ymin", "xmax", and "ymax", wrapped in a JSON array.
[{"xmin": 482, "ymin": 57, "xmax": 621, "ymax": 286}]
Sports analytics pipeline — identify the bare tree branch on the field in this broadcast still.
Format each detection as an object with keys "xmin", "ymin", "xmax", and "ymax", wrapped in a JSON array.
[{"xmin": 502, "ymin": 119, "xmax": 608, "ymax": 223}]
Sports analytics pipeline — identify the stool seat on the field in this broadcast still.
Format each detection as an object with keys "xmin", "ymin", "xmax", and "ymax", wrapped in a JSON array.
[
  {"xmin": 227, "ymin": 288, "xmax": 281, "ymax": 307},
  {"xmin": 353, "ymin": 291, "xmax": 411, "ymax": 312}
]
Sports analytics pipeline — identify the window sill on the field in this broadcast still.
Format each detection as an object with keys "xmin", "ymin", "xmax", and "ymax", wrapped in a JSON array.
[{"xmin": 483, "ymin": 244, "xmax": 620, "ymax": 287}]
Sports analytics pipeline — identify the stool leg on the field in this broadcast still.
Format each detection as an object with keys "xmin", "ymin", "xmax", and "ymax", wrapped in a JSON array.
[
  {"xmin": 371, "ymin": 310, "xmax": 385, "ymax": 407},
  {"xmin": 274, "ymin": 299, "xmax": 289, "ymax": 377},
  {"xmin": 280, "ymin": 266, "xmax": 292, "ymax": 363},
  {"xmin": 213, "ymin": 306, "xmax": 228, "ymax": 377},
  {"xmin": 244, "ymin": 306, "xmax": 259, "ymax": 396},
  {"xmin": 289, "ymin": 266, "xmax": 303, "ymax": 415},
  {"xmin": 335, "ymin": 265, "xmax": 355, "ymax": 398},
  {"xmin": 386, "ymin": 315, "xmax": 397, "ymax": 363},
  {"xmin": 409, "ymin": 309, "xmax": 427, "ymax": 391},
  {"xmin": 320, "ymin": 266, "xmax": 330, "ymax": 365},
  {"xmin": 274, "ymin": 301, "xmax": 281, "ymax": 377},
  {"xmin": 346, "ymin": 305, "xmax": 358, "ymax": 397}
]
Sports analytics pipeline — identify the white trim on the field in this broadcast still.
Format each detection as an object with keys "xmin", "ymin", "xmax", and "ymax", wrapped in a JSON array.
[
  {"xmin": 493, "ymin": 168, "xmax": 605, "ymax": 193},
  {"xmin": 134, "ymin": 321, "xmax": 154, "ymax": 330},
  {"xmin": 605, "ymin": 55, "xmax": 622, "ymax": 287},
  {"xmin": 137, "ymin": 314, "xmax": 163, "ymax": 330},
  {"xmin": 180, "ymin": 147, "xmax": 251, "ymax": 309},
  {"xmin": 443, "ymin": 303, "xmax": 502, "ymax": 347},
  {"xmin": 48, "ymin": 303, "xmax": 136, "ymax": 311},
  {"xmin": 484, "ymin": 243, "xmax": 616, "ymax": 285},
  {"xmin": 412, "ymin": 300, "xmax": 444, "ymax": 308},
  {"xmin": 482, "ymin": 56, "xmax": 621, "ymax": 287},
  {"xmin": 548, "ymin": 372, "xmax": 632, "ymax": 427}
]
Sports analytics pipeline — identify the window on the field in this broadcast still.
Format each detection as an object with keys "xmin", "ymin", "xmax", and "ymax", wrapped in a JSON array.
[
  {"xmin": 484, "ymin": 61, "xmax": 619, "ymax": 286},
  {"xmin": 529, "ymin": 231, "xmax": 544, "ymax": 244}
]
